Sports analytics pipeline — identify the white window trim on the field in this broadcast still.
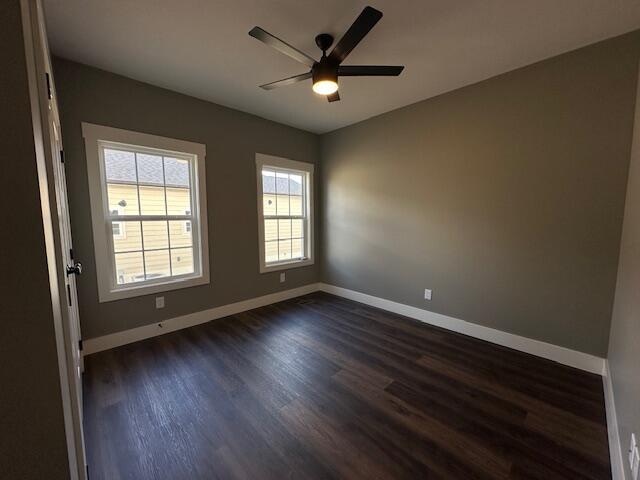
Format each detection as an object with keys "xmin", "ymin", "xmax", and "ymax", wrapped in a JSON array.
[
  {"xmin": 82, "ymin": 122, "xmax": 210, "ymax": 302},
  {"xmin": 256, "ymin": 153, "xmax": 314, "ymax": 273}
]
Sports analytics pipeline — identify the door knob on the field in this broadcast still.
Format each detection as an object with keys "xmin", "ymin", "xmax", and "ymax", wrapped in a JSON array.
[{"xmin": 66, "ymin": 262, "xmax": 82, "ymax": 276}]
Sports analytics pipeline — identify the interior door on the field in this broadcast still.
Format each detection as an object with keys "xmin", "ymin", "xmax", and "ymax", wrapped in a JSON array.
[
  {"xmin": 50, "ymin": 98, "xmax": 84, "ymax": 391},
  {"xmin": 26, "ymin": 0, "xmax": 88, "ymax": 478},
  {"xmin": 50, "ymin": 100, "xmax": 87, "ymax": 476}
]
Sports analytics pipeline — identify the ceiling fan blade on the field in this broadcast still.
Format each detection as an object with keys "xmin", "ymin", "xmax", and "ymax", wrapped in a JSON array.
[
  {"xmin": 327, "ymin": 91, "xmax": 340, "ymax": 102},
  {"xmin": 259, "ymin": 71, "xmax": 312, "ymax": 90},
  {"xmin": 327, "ymin": 6, "xmax": 383, "ymax": 65},
  {"xmin": 338, "ymin": 65, "xmax": 404, "ymax": 76},
  {"xmin": 249, "ymin": 27, "xmax": 317, "ymax": 68}
]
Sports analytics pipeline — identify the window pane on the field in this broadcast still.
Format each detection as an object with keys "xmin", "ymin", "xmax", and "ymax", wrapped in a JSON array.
[
  {"xmin": 104, "ymin": 149, "xmax": 136, "ymax": 183},
  {"xmin": 278, "ymin": 219, "xmax": 291, "ymax": 240},
  {"xmin": 292, "ymin": 219, "xmax": 303, "ymax": 238},
  {"xmin": 164, "ymin": 157, "xmax": 190, "ymax": 188},
  {"xmin": 291, "ymin": 238, "xmax": 303, "ymax": 259},
  {"xmin": 136, "ymin": 153, "xmax": 164, "ymax": 185},
  {"xmin": 262, "ymin": 170, "xmax": 275, "ymax": 194},
  {"xmin": 276, "ymin": 194, "xmax": 290, "ymax": 216},
  {"xmin": 107, "ymin": 183, "xmax": 139, "ymax": 216},
  {"xmin": 171, "ymin": 247, "xmax": 194, "ymax": 275},
  {"xmin": 169, "ymin": 220, "xmax": 192, "ymax": 248},
  {"xmin": 265, "ymin": 241, "xmax": 278, "ymax": 263},
  {"xmin": 145, "ymin": 249, "xmax": 171, "ymax": 279},
  {"xmin": 264, "ymin": 219, "xmax": 277, "ymax": 242},
  {"xmin": 263, "ymin": 194, "xmax": 276, "ymax": 215},
  {"xmin": 290, "ymin": 195, "xmax": 303, "ymax": 216},
  {"xmin": 115, "ymin": 251, "xmax": 144, "ymax": 285},
  {"xmin": 278, "ymin": 239, "xmax": 292, "ymax": 261},
  {"xmin": 166, "ymin": 186, "xmax": 191, "ymax": 216},
  {"xmin": 276, "ymin": 172, "xmax": 289, "ymax": 194},
  {"xmin": 142, "ymin": 221, "xmax": 169, "ymax": 249},
  {"xmin": 113, "ymin": 221, "xmax": 142, "ymax": 252},
  {"xmin": 289, "ymin": 174, "xmax": 303, "ymax": 195},
  {"xmin": 139, "ymin": 185, "xmax": 166, "ymax": 215}
]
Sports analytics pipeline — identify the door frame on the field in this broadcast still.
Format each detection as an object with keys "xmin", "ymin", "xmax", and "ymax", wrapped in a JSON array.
[{"xmin": 20, "ymin": 1, "xmax": 87, "ymax": 479}]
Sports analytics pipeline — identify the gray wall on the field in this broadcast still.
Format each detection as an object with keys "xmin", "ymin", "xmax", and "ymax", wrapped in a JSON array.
[
  {"xmin": 608, "ymin": 64, "xmax": 640, "ymax": 479},
  {"xmin": 320, "ymin": 31, "xmax": 640, "ymax": 357},
  {"xmin": 53, "ymin": 58, "xmax": 321, "ymax": 339},
  {"xmin": 0, "ymin": 2, "xmax": 71, "ymax": 479},
  {"xmin": 55, "ymin": 32, "xmax": 640, "ymax": 356}
]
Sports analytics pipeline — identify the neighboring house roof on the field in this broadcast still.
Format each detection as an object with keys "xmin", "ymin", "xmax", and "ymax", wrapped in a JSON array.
[
  {"xmin": 104, "ymin": 149, "xmax": 190, "ymax": 187},
  {"xmin": 263, "ymin": 173, "xmax": 303, "ymax": 195},
  {"xmin": 104, "ymin": 148, "xmax": 303, "ymax": 194},
  {"xmin": 163, "ymin": 158, "xmax": 190, "ymax": 187}
]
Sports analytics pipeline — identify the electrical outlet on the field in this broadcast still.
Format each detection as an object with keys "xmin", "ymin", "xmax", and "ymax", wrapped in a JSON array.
[
  {"xmin": 155, "ymin": 296, "xmax": 165, "ymax": 309},
  {"xmin": 424, "ymin": 288, "xmax": 432, "ymax": 301},
  {"xmin": 280, "ymin": 272, "xmax": 286, "ymax": 283}
]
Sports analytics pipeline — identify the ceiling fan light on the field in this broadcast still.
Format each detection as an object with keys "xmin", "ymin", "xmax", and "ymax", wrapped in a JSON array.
[{"xmin": 312, "ymin": 80, "xmax": 338, "ymax": 95}]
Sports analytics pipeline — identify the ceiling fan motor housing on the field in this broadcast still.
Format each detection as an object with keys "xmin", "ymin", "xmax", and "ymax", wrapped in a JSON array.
[{"xmin": 312, "ymin": 56, "xmax": 338, "ymax": 86}]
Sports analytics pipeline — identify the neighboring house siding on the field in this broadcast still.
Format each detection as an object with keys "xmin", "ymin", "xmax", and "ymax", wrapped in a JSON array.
[
  {"xmin": 262, "ymin": 193, "xmax": 303, "ymax": 216},
  {"xmin": 262, "ymin": 192, "xmax": 305, "ymax": 262},
  {"xmin": 107, "ymin": 184, "xmax": 193, "ymax": 283}
]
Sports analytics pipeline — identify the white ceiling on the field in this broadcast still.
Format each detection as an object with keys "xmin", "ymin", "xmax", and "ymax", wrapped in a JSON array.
[{"xmin": 44, "ymin": 0, "xmax": 640, "ymax": 134}]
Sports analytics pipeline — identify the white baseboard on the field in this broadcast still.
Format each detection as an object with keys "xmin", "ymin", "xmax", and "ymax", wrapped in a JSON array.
[
  {"xmin": 603, "ymin": 361, "xmax": 626, "ymax": 480},
  {"xmin": 83, "ymin": 283, "xmax": 320, "ymax": 355},
  {"xmin": 318, "ymin": 283, "xmax": 605, "ymax": 375},
  {"xmin": 85, "ymin": 281, "xmax": 606, "ymax": 376}
]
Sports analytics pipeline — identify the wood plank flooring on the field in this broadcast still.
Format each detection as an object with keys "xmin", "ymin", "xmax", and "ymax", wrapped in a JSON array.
[{"xmin": 83, "ymin": 292, "xmax": 611, "ymax": 479}]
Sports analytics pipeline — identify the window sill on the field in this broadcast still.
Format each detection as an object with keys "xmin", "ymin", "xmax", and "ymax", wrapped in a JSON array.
[
  {"xmin": 260, "ymin": 258, "xmax": 314, "ymax": 274},
  {"xmin": 98, "ymin": 273, "xmax": 209, "ymax": 302}
]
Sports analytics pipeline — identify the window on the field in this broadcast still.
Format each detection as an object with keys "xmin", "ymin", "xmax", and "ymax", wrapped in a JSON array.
[
  {"xmin": 83, "ymin": 123, "xmax": 209, "ymax": 302},
  {"xmin": 256, "ymin": 153, "xmax": 314, "ymax": 273}
]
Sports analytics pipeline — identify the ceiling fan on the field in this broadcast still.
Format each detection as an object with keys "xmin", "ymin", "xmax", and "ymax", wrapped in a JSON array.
[{"xmin": 248, "ymin": 6, "xmax": 404, "ymax": 102}]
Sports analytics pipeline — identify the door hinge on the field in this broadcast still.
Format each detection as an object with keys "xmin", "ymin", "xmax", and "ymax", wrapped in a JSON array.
[
  {"xmin": 45, "ymin": 73, "xmax": 52, "ymax": 99},
  {"xmin": 60, "ymin": 149, "xmax": 64, "ymax": 163},
  {"xmin": 86, "ymin": 464, "xmax": 90, "ymax": 479},
  {"xmin": 69, "ymin": 248, "xmax": 74, "ymax": 260},
  {"xmin": 79, "ymin": 339, "xmax": 83, "ymax": 351},
  {"xmin": 66, "ymin": 284, "xmax": 72, "ymax": 307}
]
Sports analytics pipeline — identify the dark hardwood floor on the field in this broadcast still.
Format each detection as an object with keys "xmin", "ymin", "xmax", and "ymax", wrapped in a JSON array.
[{"xmin": 83, "ymin": 292, "xmax": 611, "ymax": 479}]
